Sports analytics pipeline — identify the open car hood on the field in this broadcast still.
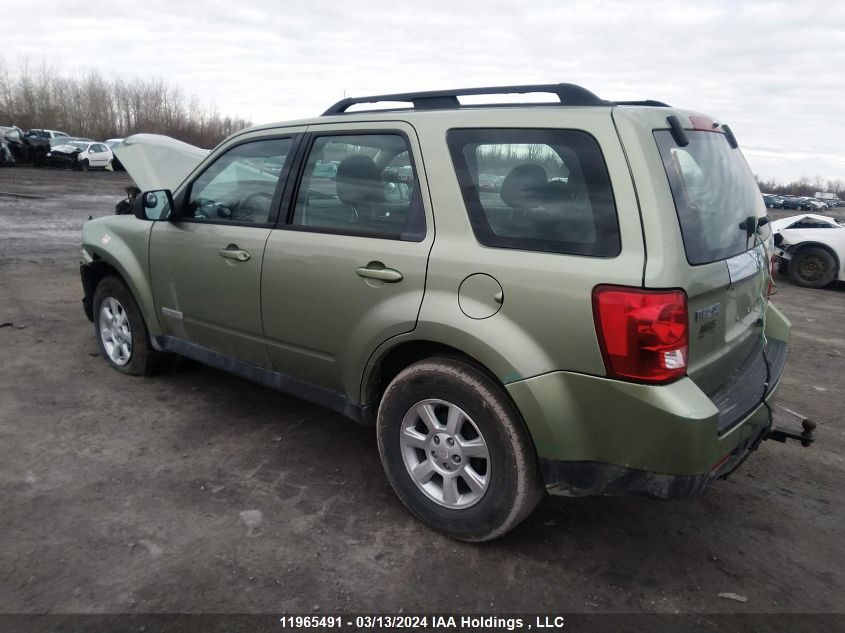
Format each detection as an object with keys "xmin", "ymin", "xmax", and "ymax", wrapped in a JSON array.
[
  {"xmin": 50, "ymin": 143, "xmax": 81, "ymax": 153},
  {"xmin": 113, "ymin": 134, "xmax": 210, "ymax": 192},
  {"xmin": 771, "ymin": 213, "xmax": 842, "ymax": 232}
]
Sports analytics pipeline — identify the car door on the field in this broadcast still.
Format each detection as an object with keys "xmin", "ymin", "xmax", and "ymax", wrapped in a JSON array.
[
  {"xmin": 149, "ymin": 132, "xmax": 303, "ymax": 367},
  {"xmin": 261, "ymin": 122, "xmax": 433, "ymax": 398},
  {"xmin": 89, "ymin": 143, "xmax": 110, "ymax": 167}
]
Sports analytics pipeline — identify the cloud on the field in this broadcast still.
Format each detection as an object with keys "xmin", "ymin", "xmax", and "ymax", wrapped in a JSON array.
[{"xmin": 3, "ymin": 0, "xmax": 842, "ymax": 180}]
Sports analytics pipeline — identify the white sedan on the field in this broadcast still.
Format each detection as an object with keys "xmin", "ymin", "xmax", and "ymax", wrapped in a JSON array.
[
  {"xmin": 50, "ymin": 140, "xmax": 114, "ymax": 170},
  {"xmin": 772, "ymin": 213, "xmax": 845, "ymax": 288}
]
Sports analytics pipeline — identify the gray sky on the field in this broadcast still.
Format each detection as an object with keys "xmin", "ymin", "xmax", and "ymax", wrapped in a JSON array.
[{"xmin": 6, "ymin": 0, "xmax": 843, "ymax": 182}]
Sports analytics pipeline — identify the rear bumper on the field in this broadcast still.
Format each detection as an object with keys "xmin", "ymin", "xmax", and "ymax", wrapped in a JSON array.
[
  {"xmin": 507, "ymin": 304, "xmax": 790, "ymax": 499},
  {"xmin": 539, "ymin": 416, "xmax": 770, "ymax": 500}
]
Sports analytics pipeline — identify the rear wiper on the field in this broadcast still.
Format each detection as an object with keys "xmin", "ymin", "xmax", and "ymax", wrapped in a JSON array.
[
  {"xmin": 739, "ymin": 215, "xmax": 769, "ymax": 239},
  {"xmin": 722, "ymin": 124, "xmax": 739, "ymax": 149}
]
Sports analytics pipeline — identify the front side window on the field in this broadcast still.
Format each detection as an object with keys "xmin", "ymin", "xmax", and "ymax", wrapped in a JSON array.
[
  {"xmin": 447, "ymin": 128, "xmax": 620, "ymax": 256},
  {"xmin": 655, "ymin": 130, "xmax": 769, "ymax": 265},
  {"xmin": 187, "ymin": 137, "xmax": 293, "ymax": 224},
  {"xmin": 291, "ymin": 133, "xmax": 425, "ymax": 240}
]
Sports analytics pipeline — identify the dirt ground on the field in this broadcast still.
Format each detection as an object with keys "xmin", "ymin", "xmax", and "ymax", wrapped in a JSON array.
[{"xmin": 0, "ymin": 167, "xmax": 843, "ymax": 619}]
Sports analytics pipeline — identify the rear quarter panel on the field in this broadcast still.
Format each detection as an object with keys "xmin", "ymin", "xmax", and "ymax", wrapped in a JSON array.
[{"xmin": 370, "ymin": 108, "xmax": 646, "ymax": 388}]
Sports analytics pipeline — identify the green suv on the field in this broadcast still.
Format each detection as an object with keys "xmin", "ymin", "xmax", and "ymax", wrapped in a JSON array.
[{"xmin": 81, "ymin": 84, "xmax": 790, "ymax": 541}]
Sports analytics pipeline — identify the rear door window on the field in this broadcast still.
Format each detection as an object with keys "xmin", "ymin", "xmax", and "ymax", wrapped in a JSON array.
[
  {"xmin": 447, "ymin": 128, "xmax": 620, "ymax": 257},
  {"xmin": 290, "ymin": 133, "xmax": 425, "ymax": 241},
  {"xmin": 655, "ymin": 130, "xmax": 769, "ymax": 265}
]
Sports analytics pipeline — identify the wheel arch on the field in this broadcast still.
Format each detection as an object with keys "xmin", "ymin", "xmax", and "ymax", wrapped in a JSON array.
[
  {"xmin": 790, "ymin": 241, "xmax": 841, "ymax": 272},
  {"xmin": 81, "ymin": 259, "xmax": 124, "ymax": 321},
  {"xmin": 81, "ymin": 252, "xmax": 161, "ymax": 336},
  {"xmin": 360, "ymin": 338, "xmax": 524, "ymax": 418}
]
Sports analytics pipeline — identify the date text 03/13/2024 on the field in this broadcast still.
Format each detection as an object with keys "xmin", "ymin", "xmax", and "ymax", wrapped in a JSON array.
[{"xmin": 278, "ymin": 615, "xmax": 567, "ymax": 630}]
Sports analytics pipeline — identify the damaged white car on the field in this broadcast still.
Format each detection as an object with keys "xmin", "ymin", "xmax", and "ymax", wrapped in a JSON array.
[{"xmin": 772, "ymin": 213, "xmax": 845, "ymax": 288}]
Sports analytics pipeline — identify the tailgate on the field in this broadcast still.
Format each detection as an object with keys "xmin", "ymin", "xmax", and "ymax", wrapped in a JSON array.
[
  {"xmin": 647, "ymin": 117, "xmax": 776, "ymax": 398},
  {"xmin": 685, "ymin": 245, "xmax": 770, "ymax": 397}
]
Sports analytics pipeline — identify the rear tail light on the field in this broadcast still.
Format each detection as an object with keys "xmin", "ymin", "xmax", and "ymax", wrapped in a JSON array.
[{"xmin": 592, "ymin": 286, "xmax": 689, "ymax": 384}]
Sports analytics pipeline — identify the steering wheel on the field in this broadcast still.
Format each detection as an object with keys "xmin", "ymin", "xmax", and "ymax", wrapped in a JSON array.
[
  {"xmin": 193, "ymin": 198, "xmax": 234, "ymax": 220},
  {"xmin": 238, "ymin": 191, "xmax": 274, "ymax": 219}
]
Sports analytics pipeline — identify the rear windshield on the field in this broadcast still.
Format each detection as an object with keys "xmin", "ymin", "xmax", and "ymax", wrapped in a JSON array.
[{"xmin": 655, "ymin": 130, "xmax": 769, "ymax": 265}]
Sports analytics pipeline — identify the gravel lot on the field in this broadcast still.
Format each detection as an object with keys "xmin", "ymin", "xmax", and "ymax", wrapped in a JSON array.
[{"xmin": 1, "ymin": 167, "xmax": 843, "ymax": 620}]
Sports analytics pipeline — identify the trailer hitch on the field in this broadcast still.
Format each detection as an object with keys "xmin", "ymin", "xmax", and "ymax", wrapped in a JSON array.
[{"xmin": 766, "ymin": 404, "xmax": 816, "ymax": 447}]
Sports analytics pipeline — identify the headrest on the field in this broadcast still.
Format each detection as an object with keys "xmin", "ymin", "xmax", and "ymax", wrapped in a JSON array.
[
  {"xmin": 500, "ymin": 164, "xmax": 547, "ymax": 210},
  {"xmin": 336, "ymin": 154, "xmax": 383, "ymax": 206}
]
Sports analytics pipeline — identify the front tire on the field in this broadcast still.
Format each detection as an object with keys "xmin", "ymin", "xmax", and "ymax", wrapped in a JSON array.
[
  {"xmin": 788, "ymin": 247, "xmax": 837, "ymax": 288},
  {"xmin": 377, "ymin": 357, "xmax": 543, "ymax": 542},
  {"xmin": 80, "ymin": 158, "xmax": 89, "ymax": 171},
  {"xmin": 93, "ymin": 277, "xmax": 168, "ymax": 375}
]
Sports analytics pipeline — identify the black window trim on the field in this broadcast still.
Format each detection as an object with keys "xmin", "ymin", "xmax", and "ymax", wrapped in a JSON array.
[
  {"xmin": 446, "ymin": 127, "xmax": 622, "ymax": 258},
  {"xmin": 276, "ymin": 128, "xmax": 428, "ymax": 242},
  {"xmin": 176, "ymin": 133, "xmax": 304, "ymax": 229}
]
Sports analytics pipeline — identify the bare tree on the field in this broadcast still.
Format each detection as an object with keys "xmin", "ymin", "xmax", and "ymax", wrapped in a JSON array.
[
  {"xmin": 757, "ymin": 175, "xmax": 844, "ymax": 199},
  {"xmin": 0, "ymin": 55, "xmax": 251, "ymax": 148}
]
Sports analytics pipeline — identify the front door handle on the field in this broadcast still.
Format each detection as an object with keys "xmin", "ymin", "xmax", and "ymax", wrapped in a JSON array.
[
  {"xmin": 219, "ymin": 245, "xmax": 251, "ymax": 262},
  {"xmin": 356, "ymin": 264, "xmax": 403, "ymax": 283}
]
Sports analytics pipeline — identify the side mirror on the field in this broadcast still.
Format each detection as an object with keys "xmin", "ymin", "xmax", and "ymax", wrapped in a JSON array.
[{"xmin": 134, "ymin": 189, "xmax": 174, "ymax": 221}]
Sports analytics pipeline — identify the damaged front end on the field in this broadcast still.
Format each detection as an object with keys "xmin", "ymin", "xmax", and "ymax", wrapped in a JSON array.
[
  {"xmin": 0, "ymin": 126, "xmax": 50, "ymax": 166},
  {"xmin": 46, "ymin": 144, "xmax": 83, "ymax": 169}
]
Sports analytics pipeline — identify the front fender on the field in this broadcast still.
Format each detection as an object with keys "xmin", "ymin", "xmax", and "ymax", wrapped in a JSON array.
[{"xmin": 81, "ymin": 216, "xmax": 161, "ymax": 336}]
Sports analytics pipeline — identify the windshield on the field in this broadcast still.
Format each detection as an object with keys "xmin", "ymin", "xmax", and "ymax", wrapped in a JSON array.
[
  {"xmin": 655, "ymin": 130, "xmax": 769, "ymax": 265},
  {"xmin": 70, "ymin": 142, "xmax": 88, "ymax": 150}
]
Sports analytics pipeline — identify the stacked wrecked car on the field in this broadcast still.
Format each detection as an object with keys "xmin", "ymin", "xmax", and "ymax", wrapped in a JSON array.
[{"xmin": 0, "ymin": 126, "xmax": 50, "ymax": 167}]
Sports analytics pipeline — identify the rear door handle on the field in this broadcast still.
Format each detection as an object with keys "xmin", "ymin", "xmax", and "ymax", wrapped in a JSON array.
[
  {"xmin": 356, "ymin": 265, "xmax": 403, "ymax": 283},
  {"xmin": 219, "ymin": 245, "xmax": 251, "ymax": 262}
]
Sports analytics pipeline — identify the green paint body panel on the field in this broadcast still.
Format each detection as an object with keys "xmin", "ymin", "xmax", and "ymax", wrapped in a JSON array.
[
  {"xmin": 507, "ymin": 301, "xmax": 790, "ymax": 475},
  {"xmin": 80, "ymin": 102, "xmax": 793, "ymax": 493},
  {"xmin": 81, "ymin": 216, "xmax": 161, "ymax": 337},
  {"xmin": 261, "ymin": 121, "xmax": 434, "ymax": 397},
  {"xmin": 149, "ymin": 222, "xmax": 273, "ymax": 367}
]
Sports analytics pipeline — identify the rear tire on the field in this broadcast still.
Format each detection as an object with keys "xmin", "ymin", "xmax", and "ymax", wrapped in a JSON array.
[
  {"xmin": 92, "ymin": 277, "xmax": 169, "ymax": 375},
  {"xmin": 377, "ymin": 357, "xmax": 544, "ymax": 542},
  {"xmin": 788, "ymin": 247, "xmax": 837, "ymax": 288}
]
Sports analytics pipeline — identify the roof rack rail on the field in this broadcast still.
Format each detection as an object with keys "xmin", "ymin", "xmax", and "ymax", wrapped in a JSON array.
[
  {"xmin": 615, "ymin": 99, "xmax": 671, "ymax": 107},
  {"xmin": 322, "ymin": 83, "xmax": 611, "ymax": 115}
]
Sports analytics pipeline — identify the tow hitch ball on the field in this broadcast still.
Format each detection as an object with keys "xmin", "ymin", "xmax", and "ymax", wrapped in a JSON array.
[{"xmin": 766, "ymin": 408, "xmax": 816, "ymax": 447}]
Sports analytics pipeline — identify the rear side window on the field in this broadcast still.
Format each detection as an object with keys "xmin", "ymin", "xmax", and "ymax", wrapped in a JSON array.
[
  {"xmin": 447, "ymin": 128, "xmax": 620, "ymax": 257},
  {"xmin": 655, "ymin": 130, "xmax": 769, "ymax": 265}
]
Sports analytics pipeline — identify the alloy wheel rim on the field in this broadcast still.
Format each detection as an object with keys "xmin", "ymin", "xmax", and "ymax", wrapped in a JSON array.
[
  {"xmin": 399, "ymin": 399, "xmax": 490, "ymax": 509},
  {"xmin": 798, "ymin": 256, "xmax": 825, "ymax": 281},
  {"xmin": 98, "ymin": 297, "xmax": 132, "ymax": 366}
]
